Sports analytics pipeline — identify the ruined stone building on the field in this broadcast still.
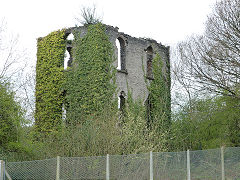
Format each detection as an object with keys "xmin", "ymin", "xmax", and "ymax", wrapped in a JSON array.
[
  {"xmin": 64, "ymin": 25, "xmax": 170, "ymax": 108},
  {"xmin": 35, "ymin": 24, "xmax": 170, "ymax": 131}
]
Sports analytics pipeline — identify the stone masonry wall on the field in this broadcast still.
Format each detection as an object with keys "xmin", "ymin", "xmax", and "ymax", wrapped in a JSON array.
[{"xmin": 66, "ymin": 24, "xmax": 170, "ymax": 103}]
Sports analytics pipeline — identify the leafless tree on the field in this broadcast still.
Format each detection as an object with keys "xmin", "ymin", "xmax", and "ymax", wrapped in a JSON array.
[
  {"xmin": 75, "ymin": 5, "xmax": 102, "ymax": 25},
  {"xmin": 0, "ymin": 20, "xmax": 27, "ymax": 83},
  {"xmin": 0, "ymin": 19, "xmax": 34, "ymax": 123},
  {"xmin": 175, "ymin": 0, "xmax": 240, "ymax": 100}
]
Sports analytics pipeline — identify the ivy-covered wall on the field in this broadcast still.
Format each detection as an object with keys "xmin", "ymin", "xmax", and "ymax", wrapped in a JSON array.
[
  {"xmin": 65, "ymin": 23, "xmax": 117, "ymax": 125},
  {"xmin": 35, "ymin": 24, "xmax": 171, "ymax": 134},
  {"xmin": 35, "ymin": 30, "xmax": 66, "ymax": 134},
  {"xmin": 147, "ymin": 53, "xmax": 171, "ymax": 128}
]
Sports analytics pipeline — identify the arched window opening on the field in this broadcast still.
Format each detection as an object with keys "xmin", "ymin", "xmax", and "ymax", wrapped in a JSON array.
[
  {"xmin": 64, "ymin": 33, "xmax": 74, "ymax": 69},
  {"xmin": 67, "ymin": 33, "xmax": 74, "ymax": 41},
  {"xmin": 116, "ymin": 37, "xmax": 126, "ymax": 71},
  {"xmin": 146, "ymin": 46, "xmax": 153, "ymax": 79},
  {"xmin": 116, "ymin": 39, "xmax": 121, "ymax": 70}
]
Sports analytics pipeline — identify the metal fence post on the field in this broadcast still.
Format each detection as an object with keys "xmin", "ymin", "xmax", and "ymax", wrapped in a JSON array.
[
  {"xmin": 0, "ymin": 160, "xmax": 5, "ymax": 180},
  {"xmin": 187, "ymin": 150, "xmax": 191, "ymax": 180},
  {"xmin": 221, "ymin": 147, "xmax": 225, "ymax": 180},
  {"xmin": 150, "ymin": 151, "xmax": 153, "ymax": 180},
  {"xmin": 106, "ymin": 154, "xmax": 110, "ymax": 180},
  {"xmin": 56, "ymin": 156, "xmax": 60, "ymax": 180}
]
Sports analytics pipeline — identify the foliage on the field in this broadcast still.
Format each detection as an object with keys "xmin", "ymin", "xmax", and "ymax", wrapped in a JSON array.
[
  {"xmin": 35, "ymin": 29, "xmax": 66, "ymax": 134},
  {"xmin": 28, "ymin": 109, "xmax": 121, "ymax": 159},
  {"xmin": 140, "ymin": 53, "xmax": 171, "ymax": 150},
  {"xmin": 171, "ymin": 95, "xmax": 240, "ymax": 151},
  {"xmin": 171, "ymin": 0, "xmax": 240, "ymax": 151},
  {"xmin": 120, "ymin": 92, "xmax": 168, "ymax": 154},
  {"xmin": 0, "ymin": 20, "xmax": 36, "ymax": 161},
  {"xmin": 33, "ymin": 23, "xmax": 119, "ymax": 158},
  {"xmin": 31, "ymin": 23, "xmax": 171, "ymax": 159},
  {"xmin": 29, "ymin": 92, "xmax": 169, "ymax": 159},
  {"xmin": 0, "ymin": 82, "xmax": 23, "ymax": 147},
  {"xmin": 65, "ymin": 23, "xmax": 116, "ymax": 125},
  {"xmin": 0, "ymin": 81, "xmax": 36, "ymax": 162},
  {"xmin": 147, "ymin": 53, "xmax": 171, "ymax": 128}
]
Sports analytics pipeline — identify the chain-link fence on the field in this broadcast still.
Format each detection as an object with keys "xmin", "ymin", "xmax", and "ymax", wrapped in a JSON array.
[{"xmin": 1, "ymin": 147, "xmax": 240, "ymax": 180}]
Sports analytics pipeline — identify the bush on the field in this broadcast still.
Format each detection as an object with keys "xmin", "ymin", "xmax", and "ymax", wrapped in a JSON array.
[{"xmin": 0, "ymin": 82, "xmax": 23, "ymax": 147}]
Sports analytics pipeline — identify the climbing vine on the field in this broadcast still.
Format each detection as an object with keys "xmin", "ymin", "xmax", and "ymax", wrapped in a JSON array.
[
  {"xmin": 33, "ymin": 23, "xmax": 172, "ymax": 155},
  {"xmin": 146, "ymin": 53, "xmax": 171, "ymax": 129},
  {"xmin": 34, "ymin": 24, "xmax": 171, "ymax": 147},
  {"xmin": 65, "ymin": 23, "xmax": 117, "ymax": 125},
  {"xmin": 35, "ymin": 29, "xmax": 66, "ymax": 134}
]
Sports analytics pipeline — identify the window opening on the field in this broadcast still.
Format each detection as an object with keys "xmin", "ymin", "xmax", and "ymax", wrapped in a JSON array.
[
  {"xmin": 118, "ymin": 91, "xmax": 126, "ymax": 119},
  {"xmin": 67, "ymin": 33, "xmax": 74, "ymax": 41},
  {"xmin": 146, "ymin": 46, "xmax": 153, "ymax": 79},
  {"xmin": 64, "ymin": 33, "xmax": 74, "ymax": 69},
  {"xmin": 118, "ymin": 95, "xmax": 125, "ymax": 110},
  {"xmin": 118, "ymin": 91, "xmax": 126, "ymax": 109},
  {"xmin": 116, "ymin": 37, "xmax": 126, "ymax": 71}
]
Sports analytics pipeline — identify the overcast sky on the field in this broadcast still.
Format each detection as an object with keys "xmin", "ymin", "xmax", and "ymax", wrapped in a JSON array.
[{"xmin": 0, "ymin": 0, "xmax": 218, "ymax": 66}]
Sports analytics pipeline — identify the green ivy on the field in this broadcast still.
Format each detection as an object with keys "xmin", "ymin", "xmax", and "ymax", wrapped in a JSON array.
[
  {"xmin": 34, "ymin": 25, "xmax": 171, "ymax": 143},
  {"xmin": 35, "ymin": 29, "xmax": 66, "ymax": 134},
  {"xmin": 147, "ymin": 53, "xmax": 171, "ymax": 129},
  {"xmin": 65, "ymin": 23, "xmax": 117, "ymax": 125}
]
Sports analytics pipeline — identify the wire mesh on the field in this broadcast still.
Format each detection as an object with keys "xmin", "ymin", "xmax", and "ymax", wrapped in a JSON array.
[
  {"xmin": 60, "ymin": 156, "xmax": 106, "ymax": 179},
  {"xmin": 110, "ymin": 152, "xmax": 149, "ymax": 180},
  {"xmin": 224, "ymin": 147, "xmax": 240, "ymax": 179},
  {"xmin": 153, "ymin": 151, "xmax": 187, "ymax": 180},
  {"xmin": 190, "ymin": 148, "xmax": 221, "ymax": 180},
  {"xmin": 3, "ymin": 147, "xmax": 240, "ymax": 180},
  {"xmin": 6, "ymin": 158, "xmax": 56, "ymax": 180}
]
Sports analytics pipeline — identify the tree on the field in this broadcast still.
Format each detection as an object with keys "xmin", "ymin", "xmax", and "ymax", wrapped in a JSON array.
[
  {"xmin": 176, "ymin": 0, "xmax": 240, "ymax": 100},
  {"xmin": 0, "ymin": 81, "xmax": 35, "ymax": 162},
  {"xmin": 0, "ymin": 19, "xmax": 34, "ymax": 123},
  {"xmin": 0, "ymin": 19, "xmax": 27, "ymax": 144},
  {"xmin": 75, "ymin": 5, "xmax": 102, "ymax": 25},
  {"xmin": 171, "ymin": 0, "xmax": 240, "ymax": 151},
  {"xmin": 0, "ymin": 20, "xmax": 27, "ymax": 83},
  {"xmin": 171, "ymin": 95, "xmax": 240, "ymax": 151},
  {"xmin": 0, "ymin": 82, "xmax": 24, "ymax": 147},
  {"xmin": 0, "ymin": 20, "xmax": 35, "ymax": 161}
]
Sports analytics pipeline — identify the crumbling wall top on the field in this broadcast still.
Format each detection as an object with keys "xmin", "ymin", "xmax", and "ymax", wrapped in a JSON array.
[{"xmin": 63, "ymin": 24, "xmax": 169, "ymax": 51}]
